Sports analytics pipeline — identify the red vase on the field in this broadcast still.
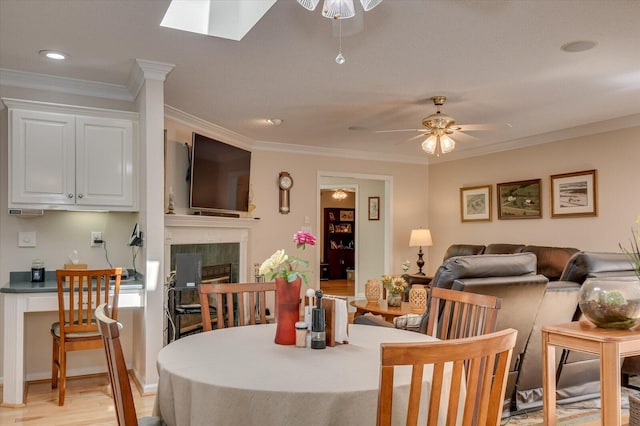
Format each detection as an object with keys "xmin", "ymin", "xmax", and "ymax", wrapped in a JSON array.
[{"xmin": 274, "ymin": 277, "xmax": 301, "ymax": 345}]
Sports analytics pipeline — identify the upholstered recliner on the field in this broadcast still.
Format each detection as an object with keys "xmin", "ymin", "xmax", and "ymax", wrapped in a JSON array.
[{"xmin": 428, "ymin": 253, "xmax": 551, "ymax": 413}]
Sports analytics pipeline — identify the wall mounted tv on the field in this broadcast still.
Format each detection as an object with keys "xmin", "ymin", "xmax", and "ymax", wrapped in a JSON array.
[{"xmin": 189, "ymin": 132, "xmax": 251, "ymax": 213}]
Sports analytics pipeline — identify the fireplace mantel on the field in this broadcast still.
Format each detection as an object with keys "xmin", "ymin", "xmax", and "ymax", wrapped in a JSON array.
[
  {"xmin": 165, "ymin": 214, "xmax": 259, "ymax": 229},
  {"xmin": 164, "ymin": 214, "xmax": 257, "ymax": 284}
]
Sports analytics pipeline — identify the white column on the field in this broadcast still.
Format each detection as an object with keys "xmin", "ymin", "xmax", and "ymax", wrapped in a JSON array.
[{"xmin": 131, "ymin": 59, "xmax": 174, "ymax": 392}]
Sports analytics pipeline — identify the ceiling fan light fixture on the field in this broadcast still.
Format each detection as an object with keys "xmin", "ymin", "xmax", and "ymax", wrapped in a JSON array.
[
  {"xmin": 322, "ymin": 0, "xmax": 355, "ymax": 19},
  {"xmin": 297, "ymin": 0, "xmax": 321, "ymax": 11},
  {"xmin": 440, "ymin": 135, "xmax": 456, "ymax": 154},
  {"xmin": 421, "ymin": 135, "xmax": 438, "ymax": 155},
  {"xmin": 360, "ymin": 0, "xmax": 383, "ymax": 11}
]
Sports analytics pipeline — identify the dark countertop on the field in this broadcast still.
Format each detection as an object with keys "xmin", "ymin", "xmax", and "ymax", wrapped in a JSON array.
[{"xmin": 1, "ymin": 270, "xmax": 144, "ymax": 293}]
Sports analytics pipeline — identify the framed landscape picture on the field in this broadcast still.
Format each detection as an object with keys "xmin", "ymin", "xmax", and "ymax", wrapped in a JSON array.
[
  {"xmin": 497, "ymin": 179, "xmax": 542, "ymax": 219},
  {"xmin": 460, "ymin": 185, "xmax": 492, "ymax": 222},
  {"xmin": 550, "ymin": 169, "xmax": 597, "ymax": 218}
]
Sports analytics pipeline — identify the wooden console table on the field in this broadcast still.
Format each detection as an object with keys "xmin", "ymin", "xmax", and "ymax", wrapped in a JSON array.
[
  {"xmin": 542, "ymin": 321, "xmax": 640, "ymax": 425},
  {"xmin": 350, "ymin": 299, "xmax": 424, "ymax": 323}
]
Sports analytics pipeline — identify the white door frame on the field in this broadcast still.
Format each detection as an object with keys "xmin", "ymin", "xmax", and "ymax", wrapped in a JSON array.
[{"xmin": 317, "ymin": 171, "xmax": 393, "ymax": 297}]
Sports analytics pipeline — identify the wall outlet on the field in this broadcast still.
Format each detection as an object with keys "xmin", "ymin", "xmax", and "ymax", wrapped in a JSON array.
[{"xmin": 90, "ymin": 231, "xmax": 103, "ymax": 247}]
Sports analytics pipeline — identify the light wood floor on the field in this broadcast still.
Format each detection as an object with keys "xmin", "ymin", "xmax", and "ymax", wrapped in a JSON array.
[
  {"xmin": 320, "ymin": 278, "xmax": 354, "ymax": 297},
  {"xmin": 0, "ymin": 374, "xmax": 155, "ymax": 426}
]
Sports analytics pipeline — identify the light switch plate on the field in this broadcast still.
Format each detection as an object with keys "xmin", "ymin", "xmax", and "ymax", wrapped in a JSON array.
[{"xmin": 18, "ymin": 231, "xmax": 36, "ymax": 247}]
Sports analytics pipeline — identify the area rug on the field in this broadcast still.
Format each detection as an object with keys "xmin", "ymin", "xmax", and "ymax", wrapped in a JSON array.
[{"xmin": 500, "ymin": 384, "xmax": 635, "ymax": 425}]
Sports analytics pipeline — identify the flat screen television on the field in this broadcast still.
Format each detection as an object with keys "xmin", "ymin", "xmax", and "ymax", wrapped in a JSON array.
[{"xmin": 189, "ymin": 132, "xmax": 251, "ymax": 213}]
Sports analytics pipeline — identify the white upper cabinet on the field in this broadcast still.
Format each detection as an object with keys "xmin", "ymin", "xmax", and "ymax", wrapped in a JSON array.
[{"xmin": 5, "ymin": 99, "xmax": 139, "ymax": 211}]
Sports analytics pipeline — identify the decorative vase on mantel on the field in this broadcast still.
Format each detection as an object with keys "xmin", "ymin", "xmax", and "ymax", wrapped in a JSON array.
[
  {"xmin": 274, "ymin": 277, "xmax": 302, "ymax": 345},
  {"xmin": 387, "ymin": 293, "xmax": 402, "ymax": 307},
  {"xmin": 579, "ymin": 277, "xmax": 640, "ymax": 329}
]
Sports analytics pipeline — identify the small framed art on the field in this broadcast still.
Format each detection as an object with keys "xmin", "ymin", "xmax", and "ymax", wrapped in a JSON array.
[
  {"xmin": 368, "ymin": 197, "xmax": 380, "ymax": 221},
  {"xmin": 340, "ymin": 210, "xmax": 354, "ymax": 221},
  {"xmin": 550, "ymin": 169, "xmax": 597, "ymax": 218},
  {"xmin": 460, "ymin": 185, "xmax": 492, "ymax": 222},
  {"xmin": 497, "ymin": 179, "xmax": 542, "ymax": 219}
]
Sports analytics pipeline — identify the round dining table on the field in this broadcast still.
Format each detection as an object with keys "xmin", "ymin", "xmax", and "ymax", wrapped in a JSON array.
[{"xmin": 154, "ymin": 323, "xmax": 458, "ymax": 426}]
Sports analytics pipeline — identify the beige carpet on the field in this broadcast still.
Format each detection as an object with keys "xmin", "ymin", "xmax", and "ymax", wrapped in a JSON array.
[{"xmin": 500, "ymin": 384, "xmax": 637, "ymax": 425}]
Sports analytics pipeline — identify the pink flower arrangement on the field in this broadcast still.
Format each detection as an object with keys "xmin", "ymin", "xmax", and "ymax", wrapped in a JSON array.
[{"xmin": 260, "ymin": 231, "xmax": 317, "ymax": 284}]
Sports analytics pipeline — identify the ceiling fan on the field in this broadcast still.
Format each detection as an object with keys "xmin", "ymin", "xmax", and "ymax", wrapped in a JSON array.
[{"xmin": 376, "ymin": 96, "xmax": 488, "ymax": 156}]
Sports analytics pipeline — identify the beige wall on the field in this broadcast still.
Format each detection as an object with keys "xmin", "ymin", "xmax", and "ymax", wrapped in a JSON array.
[
  {"xmin": 164, "ymin": 116, "xmax": 428, "ymax": 291},
  {"xmin": 427, "ymin": 126, "xmax": 640, "ymax": 275}
]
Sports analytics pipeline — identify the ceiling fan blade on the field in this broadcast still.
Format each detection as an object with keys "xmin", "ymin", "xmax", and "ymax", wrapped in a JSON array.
[
  {"xmin": 457, "ymin": 123, "xmax": 507, "ymax": 132},
  {"xmin": 393, "ymin": 132, "xmax": 428, "ymax": 145},
  {"xmin": 454, "ymin": 131, "xmax": 480, "ymax": 141},
  {"xmin": 375, "ymin": 128, "xmax": 425, "ymax": 134}
]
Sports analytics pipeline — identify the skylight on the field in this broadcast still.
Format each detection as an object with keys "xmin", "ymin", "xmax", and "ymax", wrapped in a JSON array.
[{"xmin": 160, "ymin": 0, "xmax": 277, "ymax": 41}]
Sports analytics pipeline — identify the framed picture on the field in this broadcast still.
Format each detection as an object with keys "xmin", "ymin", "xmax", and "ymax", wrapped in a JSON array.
[
  {"xmin": 368, "ymin": 197, "xmax": 380, "ymax": 221},
  {"xmin": 550, "ymin": 169, "xmax": 597, "ymax": 218},
  {"xmin": 497, "ymin": 179, "xmax": 542, "ymax": 219},
  {"xmin": 340, "ymin": 210, "xmax": 354, "ymax": 221},
  {"xmin": 336, "ymin": 223, "xmax": 352, "ymax": 233},
  {"xmin": 460, "ymin": 185, "xmax": 492, "ymax": 222}
]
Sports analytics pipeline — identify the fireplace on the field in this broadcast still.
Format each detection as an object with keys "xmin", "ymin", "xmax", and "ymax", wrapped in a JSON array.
[
  {"xmin": 164, "ymin": 215, "xmax": 258, "ymax": 341},
  {"xmin": 164, "ymin": 215, "xmax": 258, "ymax": 283}
]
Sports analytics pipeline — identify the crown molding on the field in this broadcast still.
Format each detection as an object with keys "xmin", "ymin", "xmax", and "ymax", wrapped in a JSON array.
[
  {"xmin": 164, "ymin": 104, "xmax": 254, "ymax": 150},
  {"xmin": 128, "ymin": 59, "xmax": 175, "ymax": 99},
  {"xmin": 253, "ymin": 140, "xmax": 428, "ymax": 165},
  {"xmin": 0, "ymin": 68, "xmax": 133, "ymax": 101},
  {"xmin": 429, "ymin": 113, "xmax": 640, "ymax": 164},
  {"xmin": 1, "ymin": 97, "xmax": 139, "ymax": 120}
]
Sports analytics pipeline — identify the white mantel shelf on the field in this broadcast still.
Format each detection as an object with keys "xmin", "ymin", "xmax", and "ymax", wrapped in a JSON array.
[{"xmin": 164, "ymin": 214, "xmax": 260, "ymax": 228}]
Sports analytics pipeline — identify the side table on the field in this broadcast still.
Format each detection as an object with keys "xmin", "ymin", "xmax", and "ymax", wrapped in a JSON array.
[
  {"xmin": 542, "ymin": 321, "xmax": 640, "ymax": 425},
  {"xmin": 350, "ymin": 299, "xmax": 423, "ymax": 323}
]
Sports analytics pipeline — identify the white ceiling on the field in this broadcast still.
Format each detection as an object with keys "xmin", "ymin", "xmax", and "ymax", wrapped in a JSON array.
[{"xmin": 1, "ymin": 0, "xmax": 639, "ymax": 164}]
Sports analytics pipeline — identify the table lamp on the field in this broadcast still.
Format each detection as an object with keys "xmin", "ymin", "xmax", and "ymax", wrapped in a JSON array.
[{"xmin": 409, "ymin": 229, "xmax": 432, "ymax": 275}]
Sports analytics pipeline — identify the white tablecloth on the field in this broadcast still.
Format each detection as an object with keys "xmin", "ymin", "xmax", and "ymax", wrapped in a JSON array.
[{"xmin": 155, "ymin": 324, "xmax": 460, "ymax": 426}]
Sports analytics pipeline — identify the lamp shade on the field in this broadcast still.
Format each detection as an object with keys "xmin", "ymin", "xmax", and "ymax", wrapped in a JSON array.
[{"xmin": 409, "ymin": 229, "xmax": 432, "ymax": 247}]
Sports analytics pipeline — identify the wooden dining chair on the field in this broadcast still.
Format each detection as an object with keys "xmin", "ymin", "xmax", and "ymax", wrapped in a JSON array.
[
  {"xmin": 199, "ymin": 282, "xmax": 276, "ymax": 330},
  {"xmin": 51, "ymin": 268, "xmax": 121, "ymax": 405},
  {"xmin": 377, "ymin": 328, "xmax": 518, "ymax": 426},
  {"xmin": 95, "ymin": 304, "xmax": 164, "ymax": 426},
  {"xmin": 425, "ymin": 287, "xmax": 501, "ymax": 340}
]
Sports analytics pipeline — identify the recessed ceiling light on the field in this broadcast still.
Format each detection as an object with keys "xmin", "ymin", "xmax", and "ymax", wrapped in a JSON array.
[
  {"xmin": 266, "ymin": 118, "xmax": 283, "ymax": 126},
  {"xmin": 560, "ymin": 40, "xmax": 597, "ymax": 53},
  {"xmin": 39, "ymin": 50, "xmax": 68, "ymax": 60}
]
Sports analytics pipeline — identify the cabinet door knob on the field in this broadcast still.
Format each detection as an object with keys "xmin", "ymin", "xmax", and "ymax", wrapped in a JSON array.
[
  {"xmin": 77, "ymin": 194, "xmax": 83, "ymax": 198},
  {"xmin": 68, "ymin": 193, "xmax": 74, "ymax": 198}
]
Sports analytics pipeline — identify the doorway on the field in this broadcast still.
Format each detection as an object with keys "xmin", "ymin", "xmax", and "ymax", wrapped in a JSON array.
[
  {"xmin": 320, "ymin": 186, "xmax": 356, "ymax": 297},
  {"xmin": 317, "ymin": 172, "xmax": 392, "ymax": 299}
]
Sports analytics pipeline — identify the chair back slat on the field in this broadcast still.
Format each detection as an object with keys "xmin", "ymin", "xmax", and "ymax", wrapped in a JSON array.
[
  {"xmin": 96, "ymin": 303, "xmax": 139, "ymax": 426},
  {"xmin": 426, "ymin": 287, "xmax": 501, "ymax": 342},
  {"xmin": 199, "ymin": 282, "xmax": 277, "ymax": 330},
  {"xmin": 56, "ymin": 268, "xmax": 121, "ymax": 337},
  {"xmin": 377, "ymin": 328, "xmax": 517, "ymax": 426}
]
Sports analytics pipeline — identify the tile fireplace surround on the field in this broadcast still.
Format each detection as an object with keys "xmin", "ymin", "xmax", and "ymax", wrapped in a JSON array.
[{"xmin": 164, "ymin": 214, "xmax": 258, "ymax": 284}]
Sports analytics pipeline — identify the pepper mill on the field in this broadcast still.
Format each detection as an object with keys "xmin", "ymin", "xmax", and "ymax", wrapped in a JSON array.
[{"xmin": 311, "ymin": 290, "xmax": 326, "ymax": 349}]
